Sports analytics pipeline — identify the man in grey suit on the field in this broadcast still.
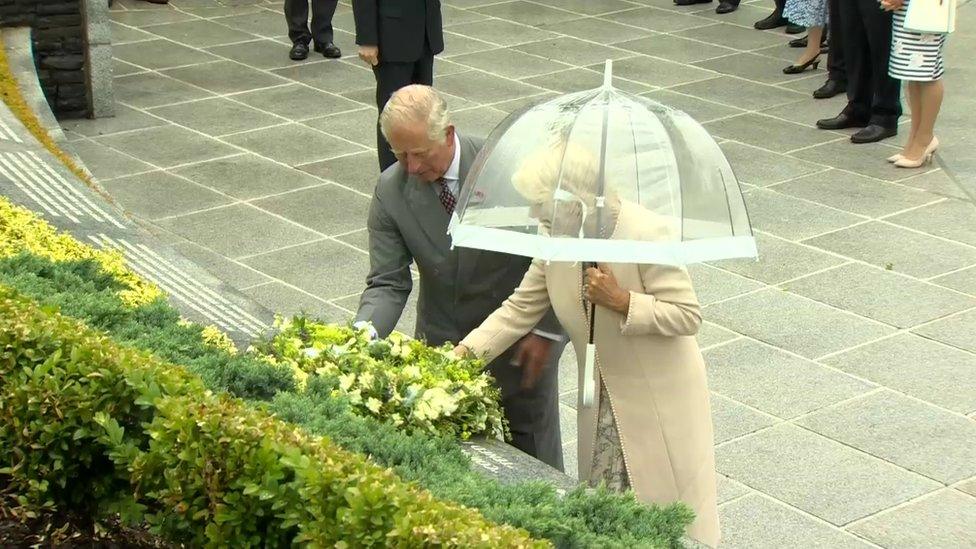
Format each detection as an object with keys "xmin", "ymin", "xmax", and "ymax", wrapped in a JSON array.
[{"xmin": 354, "ymin": 85, "xmax": 566, "ymax": 470}]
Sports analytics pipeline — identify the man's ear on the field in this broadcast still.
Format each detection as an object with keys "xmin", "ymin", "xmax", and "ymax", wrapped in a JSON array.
[{"xmin": 444, "ymin": 124, "xmax": 456, "ymax": 144}]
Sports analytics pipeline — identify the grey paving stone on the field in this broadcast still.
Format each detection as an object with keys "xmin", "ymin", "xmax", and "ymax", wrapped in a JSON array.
[
  {"xmin": 231, "ymin": 83, "xmax": 364, "ymax": 121},
  {"xmin": 538, "ymin": 17, "xmax": 653, "ymax": 45},
  {"xmin": 717, "ymin": 232, "xmax": 845, "ymax": 285},
  {"xmin": 804, "ymin": 222, "xmax": 976, "ymax": 278},
  {"xmin": 436, "ymin": 70, "xmax": 545, "ymax": 105},
  {"xmin": 147, "ymin": 97, "xmax": 284, "ymax": 137},
  {"xmin": 641, "ymin": 89, "xmax": 743, "ymax": 123},
  {"xmin": 335, "ymin": 228, "xmax": 369, "ymax": 252},
  {"xmin": 531, "ymin": 0, "xmax": 636, "ymax": 16},
  {"xmin": 848, "ymin": 490, "xmax": 976, "ymax": 549},
  {"xmin": 97, "ymin": 125, "xmax": 239, "ymax": 168},
  {"xmin": 297, "ymin": 151, "xmax": 380, "ymax": 195},
  {"xmin": 762, "ymin": 95, "xmax": 853, "ymax": 128},
  {"xmin": 114, "ymin": 72, "xmax": 215, "ymax": 108},
  {"xmin": 886, "ymin": 198, "xmax": 976, "ymax": 248},
  {"xmin": 687, "ymin": 263, "xmax": 764, "ymax": 306},
  {"xmin": 242, "ymin": 281, "xmax": 351, "ymax": 323},
  {"xmin": 958, "ymin": 478, "xmax": 976, "ymax": 497},
  {"xmin": 270, "ymin": 60, "xmax": 375, "ymax": 94},
  {"xmin": 250, "ymin": 184, "xmax": 370, "ymax": 236},
  {"xmin": 590, "ymin": 55, "xmax": 715, "ymax": 89},
  {"xmin": 914, "ymin": 308, "xmax": 976, "ymax": 355},
  {"xmin": 694, "ymin": 52, "xmax": 819, "ymax": 85},
  {"xmin": 161, "ymin": 60, "xmax": 289, "ymax": 95},
  {"xmin": 513, "ymin": 37, "xmax": 632, "ymax": 67},
  {"xmin": 142, "ymin": 18, "xmax": 256, "ymax": 47},
  {"xmin": 170, "ymin": 240, "xmax": 271, "ymax": 290},
  {"xmin": 447, "ymin": 19, "xmax": 559, "ymax": 47},
  {"xmin": 616, "ymin": 35, "xmax": 735, "ymax": 65},
  {"xmin": 898, "ymin": 168, "xmax": 973, "ymax": 201},
  {"xmin": 670, "ymin": 76, "xmax": 807, "ymax": 111},
  {"xmin": 600, "ymin": 7, "xmax": 712, "ymax": 33},
  {"xmin": 791, "ymin": 140, "xmax": 920, "ymax": 182},
  {"xmin": 60, "ymin": 104, "xmax": 167, "ymax": 138},
  {"xmin": 473, "ymin": 1, "xmax": 579, "ymax": 27},
  {"xmin": 559, "ymin": 402, "xmax": 578, "ymax": 444},
  {"xmin": 206, "ymin": 39, "xmax": 301, "ymax": 70},
  {"xmin": 706, "ymin": 114, "xmax": 839, "ymax": 154},
  {"xmin": 676, "ymin": 23, "xmax": 788, "ymax": 51},
  {"xmin": 111, "ymin": 9, "xmax": 197, "ymax": 27},
  {"xmin": 704, "ymin": 288, "xmax": 895, "ymax": 359},
  {"xmin": 99, "ymin": 170, "xmax": 234, "ymax": 221},
  {"xmin": 521, "ymin": 67, "xmax": 653, "ymax": 95},
  {"xmin": 933, "ymin": 266, "xmax": 976, "ymax": 297},
  {"xmin": 241, "ymin": 239, "xmax": 369, "ymax": 300},
  {"xmin": 223, "ymin": 124, "xmax": 365, "ymax": 166},
  {"xmin": 716, "ymin": 423, "xmax": 941, "ymax": 525},
  {"xmin": 445, "ymin": 107, "xmax": 510, "ymax": 138},
  {"xmin": 772, "ymin": 170, "xmax": 941, "ymax": 218},
  {"xmin": 433, "ymin": 58, "xmax": 474, "ymax": 77},
  {"xmin": 718, "ymin": 494, "xmax": 876, "ymax": 549},
  {"xmin": 302, "ymin": 108, "xmax": 376, "ymax": 148},
  {"xmin": 704, "ymin": 339, "xmax": 874, "ymax": 419},
  {"xmin": 450, "ymin": 48, "xmax": 572, "ymax": 80},
  {"xmin": 697, "ymin": 321, "xmax": 740, "ymax": 349},
  {"xmin": 798, "ymin": 390, "xmax": 976, "ymax": 484},
  {"xmin": 744, "ymin": 188, "xmax": 864, "ymax": 241},
  {"xmin": 172, "ymin": 154, "xmax": 326, "ymax": 200},
  {"xmin": 557, "ymin": 343, "xmax": 579, "ymax": 395},
  {"xmin": 441, "ymin": 4, "xmax": 491, "ymax": 26},
  {"xmin": 718, "ymin": 141, "xmax": 826, "ymax": 188},
  {"xmin": 113, "ymin": 59, "xmax": 146, "ymax": 77},
  {"xmin": 561, "ymin": 439, "xmax": 579, "ymax": 481},
  {"xmin": 822, "ymin": 333, "xmax": 976, "ymax": 415},
  {"xmin": 334, "ymin": 287, "xmax": 420, "ymax": 338},
  {"xmin": 113, "ymin": 39, "xmax": 220, "ymax": 70},
  {"xmin": 440, "ymin": 31, "xmax": 500, "ymax": 59},
  {"xmin": 710, "ymin": 393, "xmax": 778, "ymax": 444},
  {"xmin": 559, "ymin": 390, "xmax": 577, "ymax": 410},
  {"xmin": 67, "ymin": 139, "xmax": 154, "ymax": 180},
  {"xmin": 155, "ymin": 203, "xmax": 321, "ymax": 258},
  {"xmin": 110, "ymin": 21, "xmax": 156, "ymax": 44},
  {"xmin": 716, "ymin": 473, "xmax": 751, "ymax": 505},
  {"xmin": 692, "ymin": 2, "xmax": 774, "ymax": 28},
  {"xmin": 783, "ymin": 263, "xmax": 976, "ymax": 329},
  {"xmin": 491, "ymin": 92, "xmax": 559, "ymax": 114},
  {"xmin": 211, "ymin": 10, "xmax": 283, "ymax": 37}
]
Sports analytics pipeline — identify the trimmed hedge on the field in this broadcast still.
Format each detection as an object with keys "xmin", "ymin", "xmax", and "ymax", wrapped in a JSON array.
[
  {"xmin": 0, "ymin": 285, "xmax": 543, "ymax": 547},
  {"xmin": 0, "ymin": 252, "xmax": 694, "ymax": 548}
]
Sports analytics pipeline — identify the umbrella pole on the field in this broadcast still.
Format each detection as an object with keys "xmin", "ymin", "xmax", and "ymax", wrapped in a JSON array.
[{"xmin": 582, "ymin": 60, "xmax": 614, "ymax": 410}]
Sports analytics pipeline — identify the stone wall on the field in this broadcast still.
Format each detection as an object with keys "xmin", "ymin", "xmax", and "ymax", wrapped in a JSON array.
[{"xmin": 0, "ymin": 0, "xmax": 90, "ymax": 118}]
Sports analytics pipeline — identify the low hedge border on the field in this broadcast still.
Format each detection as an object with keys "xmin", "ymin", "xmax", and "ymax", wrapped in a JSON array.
[{"xmin": 0, "ymin": 285, "xmax": 542, "ymax": 547}]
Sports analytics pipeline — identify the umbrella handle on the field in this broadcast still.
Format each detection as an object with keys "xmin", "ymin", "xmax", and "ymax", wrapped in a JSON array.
[{"xmin": 581, "ymin": 343, "xmax": 596, "ymax": 408}]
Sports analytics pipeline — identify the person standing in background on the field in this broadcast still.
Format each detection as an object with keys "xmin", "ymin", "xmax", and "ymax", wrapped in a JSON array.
[
  {"xmin": 285, "ymin": 0, "xmax": 341, "ymax": 61},
  {"xmin": 353, "ymin": 0, "xmax": 444, "ymax": 172},
  {"xmin": 813, "ymin": 0, "xmax": 847, "ymax": 99}
]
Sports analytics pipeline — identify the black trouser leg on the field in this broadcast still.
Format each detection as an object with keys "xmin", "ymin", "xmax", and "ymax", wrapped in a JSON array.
[
  {"xmin": 284, "ymin": 0, "xmax": 311, "ymax": 45},
  {"xmin": 857, "ymin": 0, "xmax": 901, "ymax": 126},
  {"xmin": 826, "ymin": 0, "xmax": 846, "ymax": 83},
  {"xmin": 373, "ymin": 54, "xmax": 435, "ymax": 172},
  {"xmin": 838, "ymin": 0, "xmax": 870, "ymax": 120},
  {"xmin": 774, "ymin": 0, "xmax": 785, "ymax": 12},
  {"xmin": 310, "ymin": 0, "xmax": 338, "ymax": 46}
]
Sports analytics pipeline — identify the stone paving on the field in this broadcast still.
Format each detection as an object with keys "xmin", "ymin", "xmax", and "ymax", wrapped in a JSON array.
[{"xmin": 57, "ymin": 0, "xmax": 976, "ymax": 546}]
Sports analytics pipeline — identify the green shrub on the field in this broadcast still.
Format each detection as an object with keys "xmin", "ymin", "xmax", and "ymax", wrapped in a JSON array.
[{"xmin": 0, "ymin": 286, "xmax": 543, "ymax": 547}]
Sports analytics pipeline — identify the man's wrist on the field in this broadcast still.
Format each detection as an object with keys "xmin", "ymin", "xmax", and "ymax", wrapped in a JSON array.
[{"xmin": 530, "ymin": 329, "xmax": 562, "ymax": 342}]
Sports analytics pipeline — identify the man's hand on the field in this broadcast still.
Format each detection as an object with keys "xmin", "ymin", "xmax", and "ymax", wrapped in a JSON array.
[
  {"xmin": 358, "ymin": 45, "xmax": 379, "ymax": 66},
  {"xmin": 880, "ymin": 0, "xmax": 903, "ymax": 11},
  {"xmin": 514, "ymin": 334, "xmax": 554, "ymax": 390}
]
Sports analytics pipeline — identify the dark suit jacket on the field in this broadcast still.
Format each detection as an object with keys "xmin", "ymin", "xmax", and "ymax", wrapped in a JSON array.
[
  {"xmin": 352, "ymin": 0, "xmax": 444, "ymax": 63},
  {"xmin": 355, "ymin": 134, "xmax": 562, "ymax": 346}
]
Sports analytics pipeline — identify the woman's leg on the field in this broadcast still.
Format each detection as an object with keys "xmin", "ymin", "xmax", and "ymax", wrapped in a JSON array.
[
  {"xmin": 794, "ymin": 25, "xmax": 824, "ymax": 65},
  {"xmin": 903, "ymin": 79, "xmax": 944, "ymax": 160},
  {"xmin": 900, "ymin": 81, "xmax": 921, "ymax": 156}
]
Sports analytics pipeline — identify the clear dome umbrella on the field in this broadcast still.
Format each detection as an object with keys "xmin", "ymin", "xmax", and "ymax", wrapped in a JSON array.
[{"xmin": 448, "ymin": 60, "xmax": 757, "ymax": 408}]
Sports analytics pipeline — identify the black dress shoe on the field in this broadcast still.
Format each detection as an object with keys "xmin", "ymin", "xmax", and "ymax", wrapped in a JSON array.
[
  {"xmin": 786, "ymin": 23, "xmax": 805, "ymax": 34},
  {"xmin": 675, "ymin": 0, "xmax": 712, "ymax": 5},
  {"xmin": 851, "ymin": 124, "xmax": 897, "ymax": 144},
  {"xmin": 289, "ymin": 42, "xmax": 309, "ymax": 61},
  {"xmin": 813, "ymin": 79, "xmax": 846, "ymax": 99},
  {"xmin": 754, "ymin": 11, "xmax": 786, "ymax": 29},
  {"xmin": 816, "ymin": 112, "xmax": 867, "ymax": 130},
  {"xmin": 716, "ymin": 0, "xmax": 738, "ymax": 13},
  {"xmin": 789, "ymin": 35, "xmax": 808, "ymax": 48},
  {"xmin": 314, "ymin": 41, "xmax": 342, "ymax": 58}
]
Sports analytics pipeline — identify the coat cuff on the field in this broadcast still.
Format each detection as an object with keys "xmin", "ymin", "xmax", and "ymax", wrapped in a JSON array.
[
  {"xmin": 619, "ymin": 290, "xmax": 654, "ymax": 336},
  {"xmin": 460, "ymin": 330, "xmax": 496, "ymax": 362}
]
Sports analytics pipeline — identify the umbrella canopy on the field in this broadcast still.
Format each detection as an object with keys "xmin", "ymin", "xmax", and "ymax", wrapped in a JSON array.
[{"xmin": 449, "ymin": 61, "xmax": 757, "ymax": 266}]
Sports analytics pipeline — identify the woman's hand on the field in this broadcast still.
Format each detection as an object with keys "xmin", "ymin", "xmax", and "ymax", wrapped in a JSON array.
[
  {"xmin": 452, "ymin": 344, "xmax": 471, "ymax": 358},
  {"xmin": 880, "ymin": 0, "xmax": 903, "ymax": 11},
  {"xmin": 584, "ymin": 264, "xmax": 631, "ymax": 315}
]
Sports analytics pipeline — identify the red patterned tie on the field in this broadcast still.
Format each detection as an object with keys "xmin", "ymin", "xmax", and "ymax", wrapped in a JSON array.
[{"xmin": 438, "ymin": 179, "xmax": 456, "ymax": 215}]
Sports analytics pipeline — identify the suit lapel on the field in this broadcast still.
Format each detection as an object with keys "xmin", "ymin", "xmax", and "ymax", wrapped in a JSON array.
[{"xmin": 404, "ymin": 174, "xmax": 452, "ymax": 254}]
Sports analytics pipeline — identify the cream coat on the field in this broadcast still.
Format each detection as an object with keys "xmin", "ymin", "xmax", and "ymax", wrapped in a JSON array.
[{"xmin": 460, "ymin": 202, "xmax": 720, "ymax": 547}]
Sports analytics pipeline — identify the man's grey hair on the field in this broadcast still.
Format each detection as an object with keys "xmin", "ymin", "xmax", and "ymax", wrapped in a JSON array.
[{"xmin": 379, "ymin": 85, "xmax": 452, "ymax": 142}]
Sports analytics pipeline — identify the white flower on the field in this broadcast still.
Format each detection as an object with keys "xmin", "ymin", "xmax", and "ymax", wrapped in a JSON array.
[
  {"xmin": 338, "ymin": 373, "xmax": 356, "ymax": 392},
  {"xmin": 366, "ymin": 397, "xmax": 382, "ymax": 414},
  {"xmin": 358, "ymin": 371, "xmax": 374, "ymax": 388},
  {"xmin": 401, "ymin": 365, "xmax": 421, "ymax": 379},
  {"xmin": 302, "ymin": 347, "xmax": 321, "ymax": 359}
]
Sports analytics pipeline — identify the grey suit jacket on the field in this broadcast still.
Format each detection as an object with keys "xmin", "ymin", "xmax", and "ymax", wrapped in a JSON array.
[{"xmin": 355, "ymin": 134, "xmax": 563, "ymax": 347}]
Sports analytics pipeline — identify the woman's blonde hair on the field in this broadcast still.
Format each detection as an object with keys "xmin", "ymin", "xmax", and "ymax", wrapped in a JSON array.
[{"xmin": 511, "ymin": 140, "xmax": 600, "ymax": 204}]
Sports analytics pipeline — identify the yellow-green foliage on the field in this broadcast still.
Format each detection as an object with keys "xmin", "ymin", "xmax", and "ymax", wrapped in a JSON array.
[{"xmin": 0, "ymin": 196, "xmax": 162, "ymax": 306}]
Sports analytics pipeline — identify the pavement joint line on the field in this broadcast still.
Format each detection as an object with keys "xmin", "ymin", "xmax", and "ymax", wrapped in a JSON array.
[
  {"xmin": 151, "ymin": 200, "xmax": 245, "ymax": 223},
  {"xmin": 234, "ymin": 235, "xmax": 333, "ymax": 261},
  {"xmin": 698, "ymin": 334, "xmax": 743, "ymax": 353},
  {"xmin": 239, "ymin": 181, "xmax": 338, "ymax": 203},
  {"xmin": 842, "ymin": 487, "xmax": 959, "ymax": 530},
  {"xmin": 924, "ymin": 262, "xmax": 976, "ymax": 282}
]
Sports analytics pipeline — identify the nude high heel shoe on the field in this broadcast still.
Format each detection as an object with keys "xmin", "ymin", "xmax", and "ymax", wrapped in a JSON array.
[
  {"xmin": 894, "ymin": 137, "xmax": 939, "ymax": 168},
  {"xmin": 887, "ymin": 153, "xmax": 904, "ymax": 163}
]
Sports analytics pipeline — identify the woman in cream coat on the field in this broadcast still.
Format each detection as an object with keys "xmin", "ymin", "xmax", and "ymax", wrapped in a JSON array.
[{"xmin": 455, "ymin": 143, "xmax": 720, "ymax": 547}]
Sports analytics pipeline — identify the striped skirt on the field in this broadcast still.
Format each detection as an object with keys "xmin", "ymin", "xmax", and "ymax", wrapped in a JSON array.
[{"xmin": 890, "ymin": 0, "xmax": 947, "ymax": 82}]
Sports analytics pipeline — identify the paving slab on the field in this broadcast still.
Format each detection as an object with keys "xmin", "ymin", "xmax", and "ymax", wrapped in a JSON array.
[
  {"xmin": 718, "ymin": 494, "xmax": 876, "ymax": 549},
  {"xmin": 847, "ymin": 490, "xmax": 976, "ymax": 549}
]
